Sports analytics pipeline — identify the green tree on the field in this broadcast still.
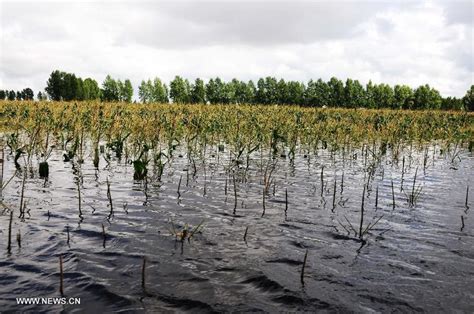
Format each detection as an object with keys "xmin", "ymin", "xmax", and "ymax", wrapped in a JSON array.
[
  {"xmin": 222, "ymin": 79, "xmax": 240, "ymax": 104},
  {"xmin": 365, "ymin": 81, "xmax": 377, "ymax": 109},
  {"xmin": 287, "ymin": 81, "xmax": 305, "ymax": 105},
  {"xmin": 118, "ymin": 79, "xmax": 133, "ymax": 102},
  {"xmin": 22, "ymin": 88, "xmax": 34, "ymax": 100},
  {"xmin": 276, "ymin": 79, "xmax": 289, "ymax": 104},
  {"xmin": 344, "ymin": 79, "xmax": 365, "ymax": 108},
  {"xmin": 394, "ymin": 85, "xmax": 414, "ymax": 109},
  {"xmin": 169, "ymin": 76, "xmax": 190, "ymax": 103},
  {"xmin": 138, "ymin": 80, "xmax": 152, "ymax": 103},
  {"xmin": 45, "ymin": 70, "xmax": 66, "ymax": 101},
  {"xmin": 244, "ymin": 80, "xmax": 257, "ymax": 104},
  {"xmin": 206, "ymin": 78, "xmax": 225, "ymax": 104},
  {"xmin": 152, "ymin": 78, "xmax": 168, "ymax": 103},
  {"xmin": 305, "ymin": 79, "xmax": 330, "ymax": 107},
  {"xmin": 8, "ymin": 90, "xmax": 15, "ymax": 100},
  {"xmin": 75, "ymin": 78, "xmax": 84, "ymax": 101},
  {"xmin": 462, "ymin": 85, "xmax": 474, "ymax": 111},
  {"xmin": 441, "ymin": 97, "xmax": 463, "ymax": 110},
  {"xmin": 0, "ymin": 90, "xmax": 6, "ymax": 100},
  {"xmin": 37, "ymin": 91, "xmax": 46, "ymax": 101},
  {"xmin": 328, "ymin": 77, "xmax": 344, "ymax": 107},
  {"xmin": 101, "ymin": 75, "xmax": 119, "ymax": 102},
  {"xmin": 190, "ymin": 78, "xmax": 206, "ymax": 104},
  {"xmin": 62, "ymin": 73, "xmax": 78, "ymax": 101},
  {"xmin": 413, "ymin": 84, "xmax": 442, "ymax": 109},
  {"xmin": 256, "ymin": 77, "xmax": 278, "ymax": 104},
  {"xmin": 83, "ymin": 78, "xmax": 101, "ymax": 100},
  {"xmin": 373, "ymin": 83, "xmax": 394, "ymax": 108}
]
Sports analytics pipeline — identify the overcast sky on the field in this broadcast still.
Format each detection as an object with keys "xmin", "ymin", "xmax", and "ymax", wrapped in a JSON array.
[{"xmin": 0, "ymin": 0, "xmax": 472, "ymax": 97}]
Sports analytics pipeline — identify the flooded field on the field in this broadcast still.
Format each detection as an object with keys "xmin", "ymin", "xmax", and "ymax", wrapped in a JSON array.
[
  {"xmin": 0, "ymin": 140, "xmax": 472, "ymax": 312},
  {"xmin": 0, "ymin": 102, "xmax": 473, "ymax": 312}
]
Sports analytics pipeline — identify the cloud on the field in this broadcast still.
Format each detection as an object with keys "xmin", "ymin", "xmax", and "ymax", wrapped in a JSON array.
[{"xmin": 0, "ymin": 0, "xmax": 472, "ymax": 98}]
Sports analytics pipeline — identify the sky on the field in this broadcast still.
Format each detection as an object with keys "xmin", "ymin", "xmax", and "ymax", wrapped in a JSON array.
[{"xmin": 0, "ymin": 0, "xmax": 472, "ymax": 98}]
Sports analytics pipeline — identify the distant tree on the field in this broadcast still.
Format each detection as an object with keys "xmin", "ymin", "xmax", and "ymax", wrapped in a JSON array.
[
  {"xmin": 190, "ymin": 78, "xmax": 206, "ymax": 104},
  {"xmin": 152, "ymin": 78, "xmax": 168, "ymax": 103},
  {"xmin": 462, "ymin": 85, "xmax": 474, "ymax": 111},
  {"xmin": 45, "ymin": 70, "xmax": 66, "ymax": 101},
  {"xmin": 441, "ymin": 97, "xmax": 463, "ymax": 110},
  {"xmin": 365, "ymin": 81, "xmax": 377, "ymax": 109},
  {"xmin": 221, "ymin": 79, "xmax": 239, "ymax": 104},
  {"xmin": 37, "ymin": 91, "xmax": 45, "ymax": 101},
  {"xmin": 206, "ymin": 78, "xmax": 225, "ymax": 104},
  {"xmin": 0, "ymin": 90, "xmax": 6, "ymax": 100},
  {"xmin": 8, "ymin": 90, "xmax": 16, "ymax": 100},
  {"xmin": 276, "ymin": 79, "xmax": 289, "ymax": 104},
  {"xmin": 16, "ymin": 91, "xmax": 22, "ymax": 100},
  {"xmin": 394, "ymin": 85, "xmax": 414, "ymax": 109},
  {"xmin": 233, "ymin": 80, "xmax": 248, "ymax": 104},
  {"xmin": 118, "ymin": 79, "xmax": 133, "ymax": 102},
  {"xmin": 305, "ymin": 79, "xmax": 330, "ymax": 107},
  {"xmin": 138, "ymin": 80, "xmax": 152, "ymax": 103},
  {"xmin": 101, "ymin": 75, "xmax": 119, "ymax": 102},
  {"xmin": 287, "ymin": 81, "xmax": 305, "ymax": 105},
  {"xmin": 22, "ymin": 88, "xmax": 34, "ymax": 100},
  {"xmin": 170, "ymin": 76, "xmax": 190, "ymax": 103},
  {"xmin": 242, "ymin": 80, "xmax": 257, "ymax": 104},
  {"xmin": 413, "ymin": 84, "xmax": 442, "ymax": 109},
  {"xmin": 62, "ymin": 73, "xmax": 79, "ymax": 101},
  {"xmin": 373, "ymin": 83, "xmax": 394, "ymax": 108},
  {"xmin": 83, "ymin": 78, "xmax": 101, "ymax": 100},
  {"xmin": 328, "ymin": 77, "xmax": 344, "ymax": 107},
  {"xmin": 344, "ymin": 79, "xmax": 365, "ymax": 108},
  {"xmin": 256, "ymin": 77, "xmax": 278, "ymax": 104}
]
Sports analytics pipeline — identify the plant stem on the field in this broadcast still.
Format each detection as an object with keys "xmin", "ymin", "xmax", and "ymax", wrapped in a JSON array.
[
  {"xmin": 300, "ymin": 249, "xmax": 308, "ymax": 285},
  {"xmin": 7, "ymin": 211, "xmax": 13, "ymax": 254}
]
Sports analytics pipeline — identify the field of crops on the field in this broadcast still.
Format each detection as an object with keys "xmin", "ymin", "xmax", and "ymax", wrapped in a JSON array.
[{"xmin": 0, "ymin": 101, "xmax": 473, "ymax": 312}]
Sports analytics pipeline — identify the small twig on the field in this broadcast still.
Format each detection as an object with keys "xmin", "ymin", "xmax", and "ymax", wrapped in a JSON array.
[
  {"xmin": 66, "ymin": 225, "xmax": 70, "ymax": 246},
  {"xmin": 233, "ymin": 173, "xmax": 237, "ymax": 215},
  {"xmin": 59, "ymin": 255, "xmax": 64, "ymax": 296},
  {"xmin": 107, "ymin": 178, "xmax": 113, "ymax": 219},
  {"xmin": 375, "ymin": 185, "xmax": 379, "ymax": 209},
  {"xmin": 391, "ymin": 180, "xmax": 396, "ymax": 210},
  {"xmin": 77, "ymin": 180, "xmax": 82, "ymax": 218},
  {"xmin": 359, "ymin": 184, "xmax": 366, "ymax": 239},
  {"xmin": 177, "ymin": 175, "xmax": 182, "ymax": 198},
  {"xmin": 141, "ymin": 256, "xmax": 147, "ymax": 291},
  {"xmin": 243, "ymin": 226, "xmax": 249, "ymax": 242},
  {"xmin": 465, "ymin": 186, "xmax": 469, "ymax": 209},
  {"xmin": 102, "ymin": 223, "xmax": 106, "ymax": 248},
  {"xmin": 344, "ymin": 215, "xmax": 358, "ymax": 237},
  {"xmin": 7, "ymin": 211, "xmax": 13, "ymax": 254},
  {"xmin": 300, "ymin": 249, "xmax": 308, "ymax": 285}
]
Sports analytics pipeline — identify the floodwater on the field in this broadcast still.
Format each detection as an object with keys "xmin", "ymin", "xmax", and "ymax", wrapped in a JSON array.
[{"xmin": 0, "ymin": 142, "xmax": 473, "ymax": 313}]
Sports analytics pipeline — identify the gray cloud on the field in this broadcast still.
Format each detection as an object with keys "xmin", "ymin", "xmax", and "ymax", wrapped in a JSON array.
[{"xmin": 117, "ymin": 1, "xmax": 409, "ymax": 48}]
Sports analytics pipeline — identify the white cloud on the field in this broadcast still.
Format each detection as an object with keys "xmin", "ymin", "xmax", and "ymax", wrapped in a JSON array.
[{"xmin": 0, "ymin": 0, "xmax": 472, "ymax": 97}]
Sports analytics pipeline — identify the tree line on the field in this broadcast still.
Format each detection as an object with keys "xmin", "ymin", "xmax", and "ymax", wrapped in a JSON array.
[
  {"xmin": 0, "ymin": 88, "xmax": 37, "ymax": 101},
  {"xmin": 1, "ymin": 70, "xmax": 473, "ymax": 111},
  {"xmin": 43, "ymin": 70, "xmax": 133, "ymax": 102}
]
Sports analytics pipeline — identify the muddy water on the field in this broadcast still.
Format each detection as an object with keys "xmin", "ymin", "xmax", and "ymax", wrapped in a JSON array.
[{"xmin": 0, "ymin": 143, "xmax": 473, "ymax": 313}]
